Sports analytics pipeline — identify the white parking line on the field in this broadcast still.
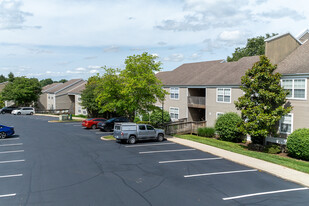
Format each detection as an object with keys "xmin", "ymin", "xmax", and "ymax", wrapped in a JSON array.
[
  {"xmin": 0, "ymin": 138, "xmax": 20, "ymax": 141},
  {"xmin": 0, "ymin": 160, "xmax": 25, "ymax": 164},
  {"xmin": 0, "ymin": 150, "xmax": 24, "ymax": 154},
  {"xmin": 0, "ymin": 174, "xmax": 23, "ymax": 178},
  {"xmin": 126, "ymin": 143, "xmax": 176, "ymax": 148},
  {"xmin": 73, "ymin": 125, "xmax": 81, "ymax": 126},
  {"xmin": 159, "ymin": 157, "xmax": 222, "ymax": 164},
  {"xmin": 140, "ymin": 149, "xmax": 195, "ymax": 154},
  {"xmin": 0, "ymin": 193, "xmax": 16, "ymax": 198},
  {"xmin": 0, "ymin": 143, "xmax": 23, "ymax": 147},
  {"xmin": 223, "ymin": 187, "xmax": 309, "ymax": 200},
  {"xmin": 184, "ymin": 169, "xmax": 257, "ymax": 178}
]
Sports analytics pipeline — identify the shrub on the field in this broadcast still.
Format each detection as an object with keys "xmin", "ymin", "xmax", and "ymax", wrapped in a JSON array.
[
  {"xmin": 136, "ymin": 121, "xmax": 151, "ymax": 125},
  {"xmin": 215, "ymin": 112, "xmax": 243, "ymax": 142},
  {"xmin": 134, "ymin": 116, "xmax": 141, "ymax": 123},
  {"xmin": 150, "ymin": 109, "xmax": 170, "ymax": 127},
  {"xmin": 198, "ymin": 127, "xmax": 215, "ymax": 138},
  {"xmin": 287, "ymin": 128, "xmax": 309, "ymax": 160},
  {"xmin": 264, "ymin": 144, "xmax": 281, "ymax": 154}
]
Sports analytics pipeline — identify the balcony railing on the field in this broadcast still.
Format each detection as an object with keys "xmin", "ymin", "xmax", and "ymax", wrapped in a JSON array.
[{"xmin": 188, "ymin": 96, "xmax": 205, "ymax": 109}]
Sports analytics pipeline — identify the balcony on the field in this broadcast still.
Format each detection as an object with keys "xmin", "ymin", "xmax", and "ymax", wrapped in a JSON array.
[{"xmin": 188, "ymin": 96, "xmax": 205, "ymax": 109}]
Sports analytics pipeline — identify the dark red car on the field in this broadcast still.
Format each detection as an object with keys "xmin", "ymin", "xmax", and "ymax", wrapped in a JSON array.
[{"xmin": 82, "ymin": 118, "xmax": 106, "ymax": 129}]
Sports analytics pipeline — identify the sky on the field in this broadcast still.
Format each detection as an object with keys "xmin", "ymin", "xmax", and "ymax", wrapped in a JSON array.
[{"xmin": 0, "ymin": 0, "xmax": 308, "ymax": 81}]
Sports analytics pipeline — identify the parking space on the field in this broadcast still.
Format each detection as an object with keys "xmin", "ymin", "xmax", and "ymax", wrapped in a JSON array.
[
  {"xmin": 0, "ymin": 135, "xmax": 25, "ymax": 202},
  {"xmin": 120, "ymin": 140, "xmax": 309, "ymax": 205}
]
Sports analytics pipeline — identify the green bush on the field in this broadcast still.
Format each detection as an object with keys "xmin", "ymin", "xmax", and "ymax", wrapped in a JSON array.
[
  {"xmin": 287, "ymin": 128, "xmax": 309, "ymax": 160},
  {"xmin": 136, "ymin": 121, "xmax": 151, "ymax": 125},
  {"xmin": 150, "ymin": 109, "xmax": 170, "ymax": 127},
  {"xmin": 198, "ymin": 127, "xmax": 215, "ymax": 138},
  {"xmin": 215, "ymin": 112, "xmax": 243, "ymax": 142},
  {"xmin": 264, "ymin": 144, "xmax": 281, "ymax": 154},
  {"xmin": 134, "ymin": 116, "xmax": 141, "ymax": 123}
]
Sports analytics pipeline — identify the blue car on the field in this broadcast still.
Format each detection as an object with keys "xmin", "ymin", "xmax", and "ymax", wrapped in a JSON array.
[{"xmin": 0, "ymin": 125, "xmax": 15, "ymax": 139}]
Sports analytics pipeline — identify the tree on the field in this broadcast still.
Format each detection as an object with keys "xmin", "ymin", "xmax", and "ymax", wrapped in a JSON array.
[
  {"xmin": 121, "ymin": 52, "xmax": 168, "ymax": 119},
  {"xmin": 40, "ymin": 78, "xmax": 54, "ymax": 87},
  {"xmin": 95, "ymin": 52, "xmax": 168, "ymax": 120},
  {"xmin": 227, "ymin": 33, "xmax": 277, "ymax": 62},
  {"xmin": 234, "ymin": 56, "xmax": 292, "ymax": 144},
  {"xmin": 58, "ymin": 79, "xmax": 68, "ymax": 83},
  {"xmin": 0, "ymin": 75, "xmax": 7, "ymax": 83},
  {"xmin": 149, "ymin": 108, "xmax": 170, "ymax": 127},
  {"xmin": 8, "ymin": 72, "xmax": 15, "ymax": 82},
  {"xmin": 1, "ymin": 77, "xmax": 42, "ymax": 106},
  {"xmin": 80, "ymin": 75, "xmax": 102, "ymax": 117}
]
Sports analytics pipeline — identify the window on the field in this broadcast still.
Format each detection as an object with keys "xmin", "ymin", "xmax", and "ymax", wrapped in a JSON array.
[
  {"xmin": 169, "ymin": 107, "xmax": 179, "ymax": 120},
  {"xmin": 139, "ymin": 125, "xmax": 146, "ymax": 130},
  {"xmin": 170, "ymin": 87, "xmax": 179, "ymax": 100},
  {"xmin": 217, "ymin": 88, "xmax": 231, "ymax": 103},
  {"xmin": 216, "ymin": 112, "xmax": 224, "ymax": 119},
  {"xmin": 282, "ymin": 79, "xmax": 306, "ymax": 99},
  {"xmin": 146, "ymin": 125, "xmax": 154, "ymax": 130},
  {"xmin": 280, "ymin": 114, "xmax": 293, "ymax": 134}
]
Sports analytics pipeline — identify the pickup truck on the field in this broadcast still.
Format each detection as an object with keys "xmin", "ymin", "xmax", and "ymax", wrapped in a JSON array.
[{"xmin": 113, "ymin": 123, "xmax": 165, "ymax": 144}]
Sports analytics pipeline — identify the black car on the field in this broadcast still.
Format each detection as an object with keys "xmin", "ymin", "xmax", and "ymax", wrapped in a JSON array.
[
  {"xmin": 98, "ymin": 117, "xmax": 129, "ymax": 132},
  {"xmin": 0, "ymin": 107, "xmax": 17, "ymax": 114}
]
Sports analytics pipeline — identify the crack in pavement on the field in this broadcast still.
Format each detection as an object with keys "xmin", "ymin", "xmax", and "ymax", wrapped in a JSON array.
[{"xmin": 112, "ymin": 172, "xmax": 153, "ymax": 206}]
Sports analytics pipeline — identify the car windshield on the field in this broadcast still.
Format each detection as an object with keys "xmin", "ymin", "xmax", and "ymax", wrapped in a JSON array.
[
  {"xmin": 86, "ymin": 118, "xmax": 94, "ymax": 121},
  {"xmin": 16, "ymin": 108, "xmax": 21, "ymax": 110},
  {"xmin": 106, "ymin": 118, "xmax": 116, "ymax": 123}
]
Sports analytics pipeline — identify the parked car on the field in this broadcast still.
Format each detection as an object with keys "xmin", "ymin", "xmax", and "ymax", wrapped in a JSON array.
[
  {"xmin": 98, "ymin": 117, "xmax": 129, "ymax": 132},
  {"xmin": 0, "ymin": 125, "xmax": 15, "ymax": 139},
  {"xmin": 113, "ymin": 123, "xmax": 165, "ymax": 144},
  {"xmin": 0, "ymin": 107, "xmax": 17, "ymax": 114},
  {"xmin": 82, "ymin": 118, "xmax": 106, "ymax": 129},
  {"xmin": 11, "ymin": 107, "xmax": 35, "ymax": 115}
]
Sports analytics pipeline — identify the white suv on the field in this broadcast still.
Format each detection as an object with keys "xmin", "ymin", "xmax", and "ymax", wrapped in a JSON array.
[{"xmin": 12, "ymin": 107, "xmax": 35, "ymax": 115}]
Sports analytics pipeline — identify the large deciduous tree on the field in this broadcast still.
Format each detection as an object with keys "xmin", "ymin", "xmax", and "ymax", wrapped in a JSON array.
[
  {"xmin": 234, "ymin": 56, "xmax": 292, "ymax": 144},
  {"xmin": 227, "ymin": 33, "xmax": 277, "ymax": 62},
  {"xmin": 95, "ymin": 52, "xmax": 167, "ymax": 120},
  {"xmin": 80, "ymin": 75, "xmax": 102, "ymax": 117},
  {"xmin": 1, "ymin": 77, "xmax": 42, "ymax": 106}
]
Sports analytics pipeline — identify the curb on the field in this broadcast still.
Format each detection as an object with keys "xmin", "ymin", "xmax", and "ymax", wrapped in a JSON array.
[{"xmin": 169, "ymin": 137, "xmax": 309, "ymax": 187}]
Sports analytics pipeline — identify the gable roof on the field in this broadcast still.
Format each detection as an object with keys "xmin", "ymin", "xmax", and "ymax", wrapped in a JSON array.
[
  {"xmin": 276, "ymin": 41, "xmax": 309, "ymax": 74},
  {"xmin": 42, "ymin": 82, "xmax": 63, "ymax": 92},
  {"xmin": 157, "ymin": 56, "xmax": 260, "ymax": 86},
  {"xmin": 265, "ymin": 33, "xmax": 302, "ymax": 45},
  {"xmin": 45, "ymin": 79, "xmax": 84, "ymax": 94},
  {"xmin": 63, "ymin": 80, "xmax": 87, "ymax": 95}
]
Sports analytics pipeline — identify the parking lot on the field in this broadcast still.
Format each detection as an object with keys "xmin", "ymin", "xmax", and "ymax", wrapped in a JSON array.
[{"xmin": 0, "ymin": 114, "xmax": 308, "ymax": 205}]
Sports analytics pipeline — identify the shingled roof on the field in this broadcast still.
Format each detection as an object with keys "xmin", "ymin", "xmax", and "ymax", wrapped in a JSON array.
[
  {"xmin": 157, "ymin": 56, "xmax": 260, "ymax": 86},
  {"xmin": 276, "ymin": 41, "xmax": 309, "ymax": 74}
]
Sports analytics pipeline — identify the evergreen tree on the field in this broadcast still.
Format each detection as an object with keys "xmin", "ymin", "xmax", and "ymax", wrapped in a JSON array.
[{"xmin": 235, "ymin": 56, "xmax": 292, "ymax": 144}]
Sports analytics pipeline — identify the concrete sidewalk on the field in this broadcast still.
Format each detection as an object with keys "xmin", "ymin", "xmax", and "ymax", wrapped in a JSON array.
[{"xmin": 168, "ymin": 136, "xmax": 309, "ymax": 187}]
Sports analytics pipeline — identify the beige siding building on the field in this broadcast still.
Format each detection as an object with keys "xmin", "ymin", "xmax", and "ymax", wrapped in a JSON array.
[
  {"xmin": 156, "ymin": 29, "xmax": 309, "ymax": 144},
  {"xmin": 38, "ymin": 79, "xmax": 87, "ymax": 115}
]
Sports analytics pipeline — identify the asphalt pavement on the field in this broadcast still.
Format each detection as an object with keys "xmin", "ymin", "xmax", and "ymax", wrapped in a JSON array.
[{"xmin": 0, "ymin": 113, "xmax": 308, "ymax": 206}]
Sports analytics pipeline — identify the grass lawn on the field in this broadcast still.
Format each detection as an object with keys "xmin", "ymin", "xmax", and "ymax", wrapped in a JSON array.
[
  {"xmin": 102, "ymin": 135, "xmax": 115, "ymax": 140},
  {"xmin": 175, "ymin": 134, "xmax": 309, "ymax": 174}
]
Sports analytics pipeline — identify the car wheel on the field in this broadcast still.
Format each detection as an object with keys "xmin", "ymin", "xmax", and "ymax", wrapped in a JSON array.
[
  {"xmin": 1, "ymin": 111, "xmax": 4, "ymax": 114},
  {"xmin": 30, "ymin": 112, "xmax": 33, "ymax": 115},
  {"xmin": 157, "ymin": 134, "xmax": 164, "ymax": 142},
  {"xmin": 128, "ymin": 136, "xmax": 136, "ymax": 144},
  {"xmin": 17, "ymin": 112, "xmax": 21, "ymax": 115},
  {"xmin": 91, "ymin": 124, "xmax": 96, "ymax": 129},
  {"xmin": 0, "ymin": 132, "xmax": 7, "ymax": 139}
]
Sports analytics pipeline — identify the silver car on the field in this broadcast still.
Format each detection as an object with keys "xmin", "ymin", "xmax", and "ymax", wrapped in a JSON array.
[{"xmin": 11, "ymin": 107, "xmax": 35, "ymax": 115}]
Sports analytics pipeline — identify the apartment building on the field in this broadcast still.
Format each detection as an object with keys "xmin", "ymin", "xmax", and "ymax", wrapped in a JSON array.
[
  {"xmin": 156, "ymin": 30, "xmax": 309, "ymax": 144},
  {"xmin": 37, "ymin": 79, "xmax": 87, "ymax": 115}
]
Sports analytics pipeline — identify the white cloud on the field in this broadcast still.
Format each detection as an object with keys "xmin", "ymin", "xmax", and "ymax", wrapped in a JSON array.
[
  {"xmin": 219, "ymin": 30, "xmax": 242, "ymax": 41},
  {"xmin": 89, "ymin": 69, "xmax": 99, "ymax": 74},
  {"xmin": 104, "ymin": 45, "xmax": 120, "ymax": 53},
  {"xmin": 164, "ymin": 54, "xmax": 185, "ymax": 62},
  {"xmin": 0, "ymin": 0, "xmax": 40, "ymax": 30}
]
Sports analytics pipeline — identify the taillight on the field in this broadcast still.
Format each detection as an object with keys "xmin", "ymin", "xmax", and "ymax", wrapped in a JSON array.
[{"xmin": 121, "ymin": 132, "xmax": 124, "ymax": 136}]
